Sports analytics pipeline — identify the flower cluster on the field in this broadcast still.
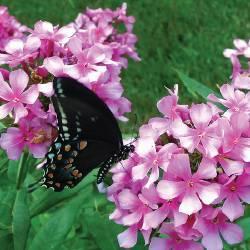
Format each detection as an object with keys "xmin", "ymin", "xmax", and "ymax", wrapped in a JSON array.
[
  {"xmin": 107, "ymin": 83, "xmax": 250, "ymax": 249},
  {"xmin": 0, "ymin": 4, "xmax": 139, "ymax": 160},
  {"xmin": 0, "ymin": 6, "xmax": 27, "ymax": 50},
  {"xmin": 224, "ymin": 39, "xmax": 250, "ymax": 90}
]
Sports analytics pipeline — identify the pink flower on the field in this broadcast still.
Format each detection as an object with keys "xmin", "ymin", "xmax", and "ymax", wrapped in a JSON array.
[
  {"xmin": 208, "ymin": 84, "xmax": 250, "ymax": 118},
  {"xmin": 220, "ymin": 173, "xmax": 250, "ymax": 221},
  {"xmin": 219, "ymin": 113, "xmax": 250, "ymax": 162},
  {"xmin": 157, "ymin": 154, "xmax": 220, "ymax": 215},
  {"xmin": 0, "ymin": 6, "xmax": 26, "ymax": 50},
  {"xmin": 157, "ymin": 85, "xmax": 188, "ymax": 120},
  {"xmin": 149, "ymin": 223, "xmax": 203, "ymax": 250},
  {"xmin": 0, "ymin": 114, "xmax": 55, "ymax": 160},
  {"xmin": 0, "ymin": 69, "xmax": 39, "ymax": 122},
  {"xmin": 132, "ymin": 137, "xmax": 180, "ymax": 187},
  {"xmin": 194, "ymin": 207, "xmax": 243, "ymax": 250},
  {"xmin": 172, "ymin": 104, "xmax": 221, "ymax": 158},
  {"xmin": 0, "ymin": 36, "xmax": 41, "ymax": 67}
]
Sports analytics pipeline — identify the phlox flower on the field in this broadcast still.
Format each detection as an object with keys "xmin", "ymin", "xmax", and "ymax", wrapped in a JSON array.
[
  {"xmin": 132, "ymin": 137, "xmax": 180, "ymax": 187},
  {"xmin": 219, "ymin": 173, "xmax": 250, "ymax": 221},
  {"xmin": 157, "ymin": 154, "xmax": 220, "ymax": 215},
  {"xmin": 171, "ymin": 104, "xmax": 221, "ymax": 158},
  {"xmin": 219, "ymin": 113, "xmax": 250, "ymax": 162},
  {"xmin": 0, "ymin": 6, "xmax": 26, "ymax": 49},
  {"xmin": 0, "ymin": 36, "xmax": 41, "ymax": 67},
  {"xmin": 149, "ymin": 223, "xmax": 203, "ymax": 250},
  {"xmin": 193, "ymin": 207, "xmax": 243, "ymax": 250},
  {"xmin": 0, "ymin": 69, "xmax": 39, "ymax": 122},
  {"xmin": 0, "ymin": 113, "xmax": 55, "ymax": 160},
  {"xmin": 208, "ymin": 84, "xmax": 250, "ymax": 118}
]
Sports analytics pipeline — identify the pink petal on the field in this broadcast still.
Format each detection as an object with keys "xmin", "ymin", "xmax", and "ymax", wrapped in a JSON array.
[
  {"xmin": 34, "ymin": 20, "xmax": 53, "ymax": 34},
  {"xmin": 234, "ymin": 39, "xmax": 248, "ymax": 50},
  {"xmin": 0, "ymin": 102, "xmax": 15, "ymax": 119},
  {"xmin": 21, "ymin": 85, "xmax": 39, "ymax": 104},
  {"xmin": 9, "ymin": 69, "xmax": 29, "ymax": 95},
  {"xmin": 149, "ymin": 238, "xmax": 167, "ymax": 250},
  {"xmin": 202, "ymin": 231, "xmax": 223, "ymax": 250},
  {"xmin": 0, "ymin": 75, "xmax": 13, "ymax": 100},
  {"xmin": 117, "ymin": 189, "xmax": 140, "ymax": 210},
  {"xmin": 29, "ymin": 143, "xmax": 48, "ymax": 158},
  {"xmin": 54, "ymin": 25, "xmax": 75, "ymax": 43},
  {"xmin": 220, "ymin": 84, "xmax": 235, "ymax": 101},
  {"xmin": 117, "ymin": 227, "xmax": 137, "ymax": 248},
  {"xmin": 63, "ymin": 64, "xmax": 82, "ymax": 79},
  {"xmin": 87, "ymin": 45, "xmax": 106, "ymax": 64},
  {"xmin": 218, "ymin": 158, "xmax": 244, "ymax": 176},
  {"xmin": 201, "ymin": 136, "xmax": 220, "ymax": 158},
  {"xmin": 179, "ymin": 192, "xmax": 202, "ymax": 215},
  {"xmin": 146, "ymin": 165, "xmax": 159, "ymax": 188},
  {"xmin": 220, "ymin": 222, "xmax": 243, "ymax": 244},
  {"xmin": 190, "ymin": 104, "xmax": 212, "ymax": 128},
  {"xmin": 238, "ymin": 186, "xmax": 250, "ymax": 203},
  {"xmin": 13, "ymin": 103, "xmax": 28, "ymax": 123},
  {"xmin": 222, "ymin": 195, "xmax": 244, "ymax": 221},
  {"xmin": 198, "ymin": 183, "xmax": 220, "ymax": 205},
  {"xmin": 157, "ymin": 180, "xmax": 185, "ymax": 200},
  {"xmin": 173, "ymin": 210, "xmax": 188, "ymax": 227},
  {"xmin": 122, "ymin": 210, "xmax": 142, "ymax": 226},
  {"xmin": 5, "ymin": 39, "xmax": 24, "ymax": 54},
  {"xmin": 195, "ymin": 158, "xmax": 217, "ymax": 179},
  {"xmin": 169, "ymin": 154, "xmax": 191, "ymax": 180},
  {"xmin": 24, "ymin": 36, "xmax": 41, "ymax": 53},
  {"xmin": 143, "ymin": 205, "xmax": 169, "ymax": 230},
  {"xmin": 37, "ymin": 82, "xmax": 54, "ymax": 97},
  {"xmin": 67, "ymin": 37, "xmax": 83, "ymax": 55},
  {"xmin": 135, "ymin": 137, "xmax": 156, "ymax": 157},
  {"xmin": 44, "ymin": 56, "xmax": 65, "ymax": 77},
  {"xmin": 132, "ymin": 163, "xmax": 150, "ymax": 181}
]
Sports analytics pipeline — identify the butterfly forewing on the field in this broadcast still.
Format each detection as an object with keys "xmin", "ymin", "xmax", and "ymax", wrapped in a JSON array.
[{"xmin": 39, "ymin": 77, "xmax": 124, "ymax": 191}]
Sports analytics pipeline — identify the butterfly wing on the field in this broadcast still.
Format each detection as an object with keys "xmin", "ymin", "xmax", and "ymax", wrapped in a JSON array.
[
  {"xmin": 40, "ymin": 77, "xmax": 124, "ymax": 191},
  {"xmin": 52, "ymin": 77, "xmax": 123, "ymax": 147}
]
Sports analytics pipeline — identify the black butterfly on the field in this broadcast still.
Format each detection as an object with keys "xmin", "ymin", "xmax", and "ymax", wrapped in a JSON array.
[{"xmin": 36, "ymin": 77, "xmax": 134, "ymax": 192}]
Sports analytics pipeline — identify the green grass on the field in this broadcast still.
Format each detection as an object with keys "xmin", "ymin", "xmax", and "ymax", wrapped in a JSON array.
[
  {"xmin": 2, "ymin": 0, "xmax": 250, "ymax": 129},
  {"xmin": 1, "ymin": 1, "xmax": 250, "ymax": 249}
]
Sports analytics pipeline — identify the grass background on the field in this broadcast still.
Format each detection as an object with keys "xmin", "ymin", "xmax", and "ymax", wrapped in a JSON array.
[
  {"xmin": 2, "ymin": 0, "xmax": 250, "ymax": 128},
  {"xmin": 1, "ymin": 0, "xmax": 250, "ymax": 249}
]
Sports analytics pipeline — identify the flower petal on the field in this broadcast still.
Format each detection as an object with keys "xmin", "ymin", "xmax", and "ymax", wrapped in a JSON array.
[
  {"xmin": 190, "ymin": 104, "xmax": 212, "ymax": 128},
  {"xmin": 157, "ymin": 180, "xmax": 185, "ymax": 200},
  {"xmin": 9, "ymin": 69, "xmax": 29, "ymax": 95},
  {"xmin": 5, "ymin": 39, "xmax": 24, "ymax": 54},
  {"xmin": 222, "ymin": 195, "xmax": 244, "ymax": 221},
  {"xmin": 37, "ymin": 82, "xmax": 54, "ymax": 97},
  {"xmin": 179, "ymin": 192, "xmax": 202, "ymax": 215},
  {"xmin": 198, "ymin": 183, "xmax": 220, "ymax": 205},
  {"xmin": 0, "ymin": 102, "xmax": 14, "ymax": 119},
  {"xmin": 220, "ymin": 222, "xmax": 243, "ymax": 245},
  {"xmin": 117, "ymin": 226, "xmax": 137, "ymax": 248},
  {"xmin": 21, "ymin": 85, "xmax": 39, "ymax": 104}
]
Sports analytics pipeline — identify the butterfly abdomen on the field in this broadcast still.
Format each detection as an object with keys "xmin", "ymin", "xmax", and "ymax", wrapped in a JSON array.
[{"xmin": 96, "ymin": 144, "xmax": 135, "ymax": 184}]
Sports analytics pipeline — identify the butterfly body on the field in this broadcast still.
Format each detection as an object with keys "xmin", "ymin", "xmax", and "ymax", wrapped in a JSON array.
[{"xmin": 38, "ymin": 77, "xmax": 134, "ymax": 192}]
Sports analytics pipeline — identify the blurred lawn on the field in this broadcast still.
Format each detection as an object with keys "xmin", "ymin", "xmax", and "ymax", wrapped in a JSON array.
[{"xmin": 1, "ymin": 0, "xmax": 250, "ymax": 129}]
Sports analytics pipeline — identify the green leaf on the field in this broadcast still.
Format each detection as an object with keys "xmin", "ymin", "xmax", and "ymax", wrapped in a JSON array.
[
  {"xmin": 238, "ymin": 217, "xmax": 250, "ymax": 241},
  {"xmin": 7, "ymin": 160, "xmax": 19, "ymax": 183},
  {"xmin": 176, "ymin": 70, "xmax": 220, "ymax": 100},
  {"xmin": 0, "ymin": 190, "xmax": 16, "ymax": 250},
  {"xmin": 12, "ymin": 188, "xmax": 30, "ymax": 250},
  {"xmin": 16, "ymin": 152, "xmax": 30, "ymax": 189},
  {"xmin": 28, "ymin": 192, "xmax": 88, "ymax": 250},
  {"xmin": 30, "ymin": 170, "xmax": 96, "ymax": 218}
]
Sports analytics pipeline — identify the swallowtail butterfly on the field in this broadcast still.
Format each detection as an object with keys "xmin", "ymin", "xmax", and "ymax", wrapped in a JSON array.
[{"xmin": 37, "ymin": 77, "xmax": 134, "ymax": 192}]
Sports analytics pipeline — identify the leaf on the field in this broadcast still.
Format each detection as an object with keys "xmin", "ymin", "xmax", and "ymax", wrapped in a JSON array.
[
  {"xmin": 30, "ymin": 170, "xmax": 97, "ymax": 218},
  {"xmin": 176, "ymin": 70, "xmax": 220, "ymax": 100},
  {"xmin": 12, "ymin": 188, "xmax": 30, "ymax": 250},
  {"xmin": 28, "ymin": 192, "xmax": 88, "ymax": 250},
  {"xmin": 7, "ymin": 160, "xmax": 19, "ymax": 183},
  {"xmin": 84, "ymin": 211, "xmax": 122, "ymax": 250},
  {"xmin": 0, "ymin": 190, "xmax": 16, "ymax": 250},
  {"xmin": 238, "ymin": 217, "xmax": 250, "ymax": 241},
  {"xmin": 16, "ymin": 152, "xmax": 30, "ymax": 189}
]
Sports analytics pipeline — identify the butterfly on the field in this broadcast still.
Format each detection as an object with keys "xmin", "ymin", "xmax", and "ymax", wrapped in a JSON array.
[{"xmin": 36, "ymin": 77, "xmax": 135, "ymax": 192}]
